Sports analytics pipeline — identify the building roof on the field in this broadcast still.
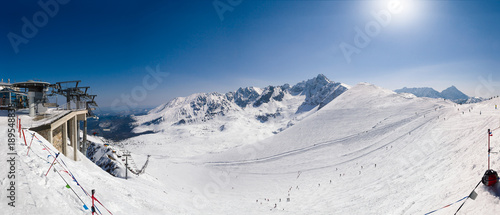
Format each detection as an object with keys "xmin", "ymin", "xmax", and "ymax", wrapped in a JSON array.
[
  {"xmin": 0, "ymin": 88, "xmax": 28, "ymax": 96},
  {"xmin": 12, "ymin": 80, "xmax": 50, "ymax": 90},
  {"xmin": 0, "ymin": 81, "xmax": 12, "ymax": 87}
]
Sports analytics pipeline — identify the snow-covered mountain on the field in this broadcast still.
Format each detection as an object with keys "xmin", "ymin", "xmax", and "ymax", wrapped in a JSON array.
[
  {"xmin": 130, "ymin": 75, "xmax": 349, "ymax": 156},
  {"xmin": 137, "ymin": 74, "xmax": 348, "ymax": 126},
  {"xmin": 4, "ymin": 82, "xmax": 500, "ymax": 214},
  {"xmin": 395, "ymin": 85, "xmax": 479, "ymax": 103},
  {"xmin": 440, "ymin": 85, "xmax": 470, "ymax": 101},
  {"xmin": 394, "ymin": 87, "xmax": 441, "ymax": 99}
]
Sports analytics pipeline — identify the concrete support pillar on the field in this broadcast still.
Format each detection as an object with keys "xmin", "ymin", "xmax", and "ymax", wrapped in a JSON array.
[
  {"xmin": 62, "ymin": 122, "xmax": 67, "ymax": 156},
  {"xmin": 69, "ymin": 119, "xmax": 73, "ymax": 143},
  {"xmin": 83, "ymin": 119, "xmax": 87, "ymax": 154},
  {"xmin": 28, "ymin": 91, "xmax": 35, "ymax": 117},
  {"xmin": 72, "ymin": 116, "xmax": 78, "ymax": 161},
  {"xmin": 77, "ymin": 120, "xmax": 80, "ymax": 151},
  {"xmin": 48, "ymin": 129, "xmax": 53, "ymax": 144}
]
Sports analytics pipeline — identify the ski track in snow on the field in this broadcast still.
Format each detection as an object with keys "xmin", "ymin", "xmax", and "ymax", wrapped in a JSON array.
[
  {"xmin": 205, "ymin": 107, "xmax": 438, "ymax": 170},
  {"xmin": 3, "ymin": 83, "xmax": 500, "ymax": 214}
]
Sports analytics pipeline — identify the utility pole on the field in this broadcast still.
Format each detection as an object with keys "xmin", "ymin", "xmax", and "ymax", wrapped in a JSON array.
[
  {"xmin": 91, "ymin": 189, "xmax": 95, "ymax": 215},
  {"xmin": 125, "ymin": 156, "xmax": 128, "ymax": 180},
  {"xmin": 488, "ymin": 129, "xmax": 491, "ymax": 170}
]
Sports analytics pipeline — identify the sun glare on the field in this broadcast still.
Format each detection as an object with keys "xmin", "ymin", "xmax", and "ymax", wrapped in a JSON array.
[{"xmin": 372, "ymin": 0, "xmax": 421, "ymax": 26}]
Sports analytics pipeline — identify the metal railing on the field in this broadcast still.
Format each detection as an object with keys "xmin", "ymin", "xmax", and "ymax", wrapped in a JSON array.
[{"xmin": 56, "ymin": 101, "xmax": 87, "ymax": 111}]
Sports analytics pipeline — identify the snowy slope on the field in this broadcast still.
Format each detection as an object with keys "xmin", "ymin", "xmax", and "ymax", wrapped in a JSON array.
[
  {"xmin": 3, "ymin": 82, "xmax": 500, "ymax": 214},
  {"xmin": 121, "ymin": 83, "xmax": 500, "ymax": 214},
  {"xmin": 0, "ymin": 113, "xmax": 198, "ymax": 214},
  {"xmin": 127, "ymin": 74, "xmax": 349, "ymax": 158},
  {"xmin": 191, "ymin": 83, "xmax": 500, "ymax": 214}
]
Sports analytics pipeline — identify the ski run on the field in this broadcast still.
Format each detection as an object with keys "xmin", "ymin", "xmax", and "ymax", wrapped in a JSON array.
[{"xmin": 2, "ymin": 83, "xmax": 500, "ymax": 214}]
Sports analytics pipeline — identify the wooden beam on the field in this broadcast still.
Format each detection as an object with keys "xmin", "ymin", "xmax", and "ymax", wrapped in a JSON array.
[{"xmin": 50, "ymin": 110, "xmax": 87, "ymax": 130}]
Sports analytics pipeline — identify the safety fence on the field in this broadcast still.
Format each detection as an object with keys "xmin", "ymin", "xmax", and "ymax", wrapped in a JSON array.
[{"xmin": 18, "ymin": 116, "xmax": 113, "ymax": 214}]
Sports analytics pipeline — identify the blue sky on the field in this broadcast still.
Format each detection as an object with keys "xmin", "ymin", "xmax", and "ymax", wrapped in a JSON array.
[{"xmin": 2, "ymin": 0, "xmax": 500, "ymax": 108}]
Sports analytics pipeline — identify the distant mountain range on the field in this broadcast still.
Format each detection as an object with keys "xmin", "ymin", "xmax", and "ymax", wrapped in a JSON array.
[
  {"xmin": 395, "ymin": 86, "xmax": 483, "ymax": 104},
  {"xmin": 96, "ymin": 81, "xmax": 485, "ymax": 141},
  {"xmin": 132, "ymin": 74, "xmax": 349, "ymax": 142}
]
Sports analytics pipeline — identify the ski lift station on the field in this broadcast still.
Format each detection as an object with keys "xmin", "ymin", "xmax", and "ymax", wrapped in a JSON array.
[
  {"xmin": 12, "ymin": 80, "xmax": 51, "ymax": 116},
  {"xmin": 4, "ymin": 78, "xmax": 98, "ymax": 161},
  {"xmin": 0, "ymin": 79, "xmax": 28, "ymax": 109}
]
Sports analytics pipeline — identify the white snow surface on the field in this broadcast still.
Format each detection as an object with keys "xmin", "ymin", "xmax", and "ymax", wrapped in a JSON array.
[
  {"xmin": 129, "ymin": 75, "xmax": 349, "ymax": 158},
  {"xmin": 2, "ymin": 83, "xmax": 500, "ymax": 214}
]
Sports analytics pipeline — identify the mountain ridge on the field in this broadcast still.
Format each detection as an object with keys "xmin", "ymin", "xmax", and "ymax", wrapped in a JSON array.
[
  {"xmin": 395, "ymin": 85, "xmax": 478, "ymax": 103},
  {"xmin": 136, "ymin": 74, "xmax": 349, "ymax": 127},
  {"xmin": 129, "ymin": 74, "xmax": 350, "ymax": 157}
]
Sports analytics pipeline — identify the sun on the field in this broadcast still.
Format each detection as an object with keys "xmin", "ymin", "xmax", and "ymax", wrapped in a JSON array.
[
  {"xmin": 391, "ymin": 0, "xmax": 421, "ymax": 24},
  {"xmin": 373, "ymin": 0, "xmax": 421, "ymax": 25}
]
